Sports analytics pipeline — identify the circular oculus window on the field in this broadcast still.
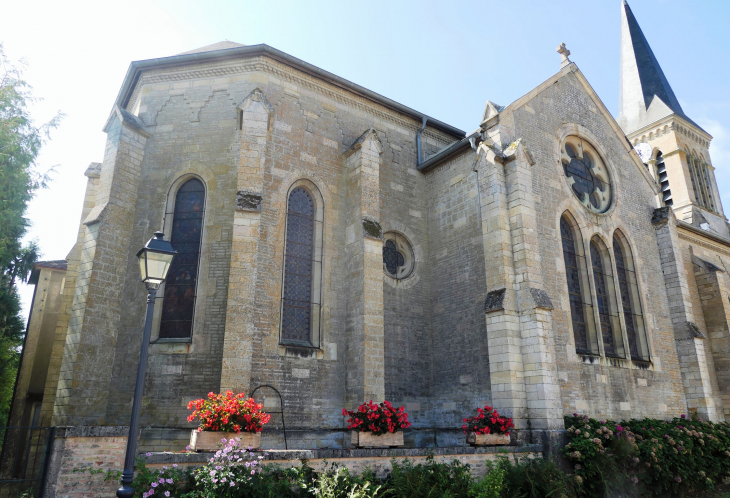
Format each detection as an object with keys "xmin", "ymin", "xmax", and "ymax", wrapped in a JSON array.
[
  {"xmin": 382, "ymin": 232, "xmax": 415, "ymax": 280},
  {"xmin": 561, "ymin": 137, "xmax": 612, "ymax": 214}
]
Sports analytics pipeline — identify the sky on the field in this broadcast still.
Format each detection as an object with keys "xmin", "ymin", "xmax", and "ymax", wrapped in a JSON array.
[{"xmin": 2, "ymin": 0, "xmax": 729, "ymax": 321}]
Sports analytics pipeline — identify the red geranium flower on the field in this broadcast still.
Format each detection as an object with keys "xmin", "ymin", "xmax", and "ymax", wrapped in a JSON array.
[
  {"xmin": 186, "ymin": 391, "xmax": 271, "ymax": 433},
  {"xmin": 463, "ymin": 405, "xmax": 513, "ymax": 436},
  {"xmin": 342, "ymin": 400, "xmax": 411, "ymax": 435}
]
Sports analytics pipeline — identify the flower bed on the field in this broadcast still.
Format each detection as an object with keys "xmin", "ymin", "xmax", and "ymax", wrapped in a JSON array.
[{"xmin": 564, "ymin": 413, "xmax": 730, "ymax": 497}]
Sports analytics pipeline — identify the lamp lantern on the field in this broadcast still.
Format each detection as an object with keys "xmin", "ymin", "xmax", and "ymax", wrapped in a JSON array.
[
  {"xmin": 136, "ymin": 231, "xmax": 176, "ymax": 287},
  {"xmin": 117, "ymin": 231, "xmax": 175, "ymax": 498}
]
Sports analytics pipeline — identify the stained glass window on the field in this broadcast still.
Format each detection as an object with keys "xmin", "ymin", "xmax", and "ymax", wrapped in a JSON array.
[
  {"xmin": 160, "ymin": 178, "xmax": 205, "ymax": 339},
  {"xmin": 383, "ymin": 240, "xmax": 404, "ymax": 275},
  {"xmin": 561, "ymin": 138, "xmax": 611, "ymax": 214},
  {"xmin": 613, "ymin": 239, "xmax": 639, "ymax": 358},
  {"xmin": 590, "ymin": 241, "xmax": 616, "ymax": 356},
  {"xmin": 282, "ymin": 187, "xmax": 315, "ymax": 344},
  {"xmin": 560, "ymin": 217, "xmax": 590, "ymax": 352}
]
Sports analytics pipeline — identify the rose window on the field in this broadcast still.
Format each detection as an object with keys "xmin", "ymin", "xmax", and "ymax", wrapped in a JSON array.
[
  {"xmin": 561, "ymin": 137, "xmax": 612, "ymax": 214},
  {"xmin": 382, "ymin": 232, "xmax": 414, "ymax": 280}
]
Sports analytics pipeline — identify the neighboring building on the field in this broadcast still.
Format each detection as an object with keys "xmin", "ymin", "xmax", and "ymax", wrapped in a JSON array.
[{"xmin": 9, "ymin": 1, "xmax": 728, "ymax": 461}]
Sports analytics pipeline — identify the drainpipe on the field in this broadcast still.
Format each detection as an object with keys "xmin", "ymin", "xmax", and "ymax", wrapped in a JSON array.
[{"xmin": 416, "ymin": 117, "xmax": 427, "ymax": 166}]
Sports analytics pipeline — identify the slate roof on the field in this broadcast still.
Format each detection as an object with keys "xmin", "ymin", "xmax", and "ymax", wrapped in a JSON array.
[
  {"xmin": 618, "ymin": 1, "xmax": 706, "ymax": 134},
  {"xmin": 28, "ymin": 260, "xmax": 67, "ymax": 285},
  {"xmin": 35, "ymin": 260, "xmax": 68, "ymax": 271},
  {"xmin": 177, "ymin": 41, "xmax": 246, "ymax": 56}
]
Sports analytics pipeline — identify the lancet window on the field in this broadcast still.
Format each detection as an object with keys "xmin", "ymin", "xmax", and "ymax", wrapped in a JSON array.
[
  {"xmin": 281, "ymin": 183, "xmax": 324, "ymax": 347},
  {"xmin": 590, "ymin": 238, "xmax": 624, "ymax": 357},
  {"xmin": 159, "ymin": 178, "xmax": 205, "ymax": 339},
  {"xmin": 613, "ymin": 232, "xmax": 649, "ymax": 360},
  {"xmin": 560, "ymin": 215, "xmax": 595, "ymax": 354}
]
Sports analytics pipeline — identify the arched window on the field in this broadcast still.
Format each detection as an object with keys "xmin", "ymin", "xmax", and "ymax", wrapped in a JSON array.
[
  {"xmin": 160, "ymin": 178, "xmax": 205, "ymax": 339},
  {"xmin": 560, "ymin": 215, "xmax": 597, "ymax": 354},
  {"xmin": 613, "ymin": 232, "xmax": 649, "ymax": 360},
  {"xmin": 281, "ymin": 183, "xmax": 324, "ymax": 347},
  {"xmin": 655, "ymin": 151, "xmax": 672, "ymax": 207},
  {"xmin": 590, "ymin": 238, "xmax": 624, "ymax": 357}
]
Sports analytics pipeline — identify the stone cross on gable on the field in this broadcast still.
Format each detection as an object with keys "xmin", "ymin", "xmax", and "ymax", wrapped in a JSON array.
[{"xmin": 556, "ymin": 43, "xmax": 571, "ymax": 68}]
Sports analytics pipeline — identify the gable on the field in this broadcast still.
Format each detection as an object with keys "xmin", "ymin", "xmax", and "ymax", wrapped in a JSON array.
[{"xmin": 502, "ymin": 64, "xmax": 657, "ymax": 196}]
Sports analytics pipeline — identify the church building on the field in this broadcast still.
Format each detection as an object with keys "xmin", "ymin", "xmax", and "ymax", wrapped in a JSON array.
[{"xmin": 8, "ymin": 1, "xmax": 729, "ymax": 458}]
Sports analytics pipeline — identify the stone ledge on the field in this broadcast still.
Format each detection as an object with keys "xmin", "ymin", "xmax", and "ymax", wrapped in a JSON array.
[
  {"xmin": 144, "ymin": 444, "xmax": 542, "ymax": 465},
  {"xmin": 55, "ymin": 425, "xmax": 129, "ymax": 438}
]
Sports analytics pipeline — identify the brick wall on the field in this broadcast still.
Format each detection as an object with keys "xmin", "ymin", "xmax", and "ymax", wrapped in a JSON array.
[{"xmin": 45, "ymin": 427, "xmax": 127, "ymax": 498}]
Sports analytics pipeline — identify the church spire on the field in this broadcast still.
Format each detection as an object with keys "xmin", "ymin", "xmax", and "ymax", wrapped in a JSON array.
[{"xmin": 618, "ymin": 1, "xmax": 702, "ymax": 134}]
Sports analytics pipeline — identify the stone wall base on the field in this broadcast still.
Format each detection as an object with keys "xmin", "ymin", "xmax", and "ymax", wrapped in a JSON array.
[
  {"xmin": 146, "ymin": 445, "xmax": 543, "ymax": 479},
  {"xmin": 44, "ymin": 426, "xmax": 128, "ymax": 498},
  {"xmin": 41, "ymin": 427, "xmax": 545, "ymax": 497}
]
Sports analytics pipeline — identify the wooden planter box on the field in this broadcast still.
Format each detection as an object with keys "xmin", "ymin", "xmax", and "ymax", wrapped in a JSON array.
[
  {"xmin": 467, "ymin": 432, "xmax": 510, "ymax": 446},
  {"xmin": 351, "ymin": 431, "xmax": 404, "ymax": 448},
  {"xmin": 189, "ymin": 430, "xmax": 261, "ymax": 452}
]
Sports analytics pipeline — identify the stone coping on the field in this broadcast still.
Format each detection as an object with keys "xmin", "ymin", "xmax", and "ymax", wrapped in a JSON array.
[
  {"xmin": 144, "ymin": 444, "xmax": 542, "ymax": 465},
  {"xmin": 55, "ymin": 425, "xmax": 130, "ymax": 438}
]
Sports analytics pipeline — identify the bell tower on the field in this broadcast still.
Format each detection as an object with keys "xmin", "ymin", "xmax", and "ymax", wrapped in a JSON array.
[{"xmin": 618, "ymin": 1, "xmax": 727, "ymax": 237}]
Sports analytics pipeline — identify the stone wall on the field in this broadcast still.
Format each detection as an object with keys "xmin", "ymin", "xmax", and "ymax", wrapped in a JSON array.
[
  {"xmin": 55, "ymin": 54, "xmax": 460, "ymax": 449},
  {"xmin": 501, "ymin": 68, "xmax": 686, "ymax": 421},
  {"xmin": 424, "ymin": 152, "xmax": 492, "ymax": 441}
]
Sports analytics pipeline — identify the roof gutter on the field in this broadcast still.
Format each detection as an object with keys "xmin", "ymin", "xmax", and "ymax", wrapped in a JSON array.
[
  {"xmin": 115, "ymin": 44, "xmax": 466, "ymax": 139},
  {"xmin": 417, "ymin": 131, "xmax": 481, "ymax": 173}
]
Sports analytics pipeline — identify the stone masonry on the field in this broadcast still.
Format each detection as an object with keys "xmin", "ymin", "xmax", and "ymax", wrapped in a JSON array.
[{"xmin": 9, "ymin": 6, "xmax": 730, "ymax": 495}]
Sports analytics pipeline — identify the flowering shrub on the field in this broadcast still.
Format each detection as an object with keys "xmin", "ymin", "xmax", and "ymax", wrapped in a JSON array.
[
  {"xmin": 189, "ymin": 437, "xmax": 266, "ymax": 497},
  {"xmin": 342, "ymin": 400, "xmax": 411, "ymax": 435},
  {"xmin": 462, "ymin": 405, "xmax": 514, "ymax": 435},
  {"xmin": 134, "ymin": 458, "xmax": 191, "ymax": 498},
  {"xmin": 187, "ymin": 391, "xmax": 270, "ymax": 433},
  {"xmin": 564, "ymin": 413, "xmax": 730, "ymax": 497}
]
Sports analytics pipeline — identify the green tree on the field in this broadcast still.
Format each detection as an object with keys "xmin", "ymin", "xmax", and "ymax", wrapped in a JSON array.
[{"xmin": 0, "ymin": 43, "xmax": 62, "ymax": 430}]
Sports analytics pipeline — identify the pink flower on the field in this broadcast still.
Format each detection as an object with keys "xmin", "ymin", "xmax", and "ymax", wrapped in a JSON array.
[
  {"xmin": 151, "ymin": 483, "xmax": 158, "ymax": 488},
  {"xmin": 166, "ymin": 478, "xmax": 173, "ymax": 484},
  {"xmin": 681, "ymin": 414, "xmax": 686, "ymax": 419},
  {"xmin": 251, "ymin": 470, "xmax": 255, "ymax": 475},
  {"xmin": 165, "ymin": 493, "xmax": 170, "ymax": 497},
  {"xmin": 146, "ymin": 452, "xmax": 152, "ymax": 456},
  {"xmin": 230, "ymin": 482, "xmax": 235, "ymax": 487}
]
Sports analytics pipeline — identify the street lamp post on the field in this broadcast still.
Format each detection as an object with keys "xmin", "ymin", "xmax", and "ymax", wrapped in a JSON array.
[{"xmin": 117, "ymin": 232, "xmax": 176, "ymax": 498}]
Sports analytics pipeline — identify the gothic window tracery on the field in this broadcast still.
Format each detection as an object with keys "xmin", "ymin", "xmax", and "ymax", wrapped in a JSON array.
[
  {"xmin": 561, "ymin": 137, "xmax": 612, "ymax": 214},
  {"xmin": 160, "ymin": 178, "xmax": 205, "ymax": 339},
  {"xmin": 382, "ymin": 232, "xmax": 414, "ymax": 279}
]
